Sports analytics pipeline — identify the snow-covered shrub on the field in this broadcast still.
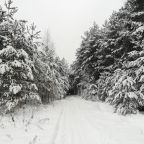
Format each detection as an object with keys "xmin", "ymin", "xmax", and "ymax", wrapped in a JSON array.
[
  {"xmin": 26, "ymin": 92, "xmax": 41, "ymax": 104},
  {"xmin": 77, "ymin": 82, "xmax": 98, "ymax": 101},
  {"xmin": 107, "ymin": 69, "xmax": 144, "ymax": 115},
  {"xmin": 87, "ymin": 84, "xmax": 98, "ymax": 101}
]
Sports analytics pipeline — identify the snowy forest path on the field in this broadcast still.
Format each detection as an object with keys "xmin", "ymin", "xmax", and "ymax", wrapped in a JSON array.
[
  {"xmin": 1, "ymin": 96, "xmax": 144, "ymax": 144},
  {"xmin": 49, "ymin": 96, "xmax": 144, "ymax": 144},
  {"xmin": 52, "ymin": 96, "xmax": 115, "ymax": 144}
]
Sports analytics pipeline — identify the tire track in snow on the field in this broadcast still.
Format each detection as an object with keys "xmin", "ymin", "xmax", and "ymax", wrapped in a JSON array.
[
  {"xmin": 49, "ymin": 97, "xmax": 144, "ymax": 144},
  {"xmin": 50, "ymin": 102, "xmax": 65, "ymax": 144}
]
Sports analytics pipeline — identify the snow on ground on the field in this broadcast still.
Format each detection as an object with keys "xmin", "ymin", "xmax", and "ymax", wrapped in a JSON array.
[{"xmin": 0, "ymin": 96, "xmax": 144, "ymax": 144}]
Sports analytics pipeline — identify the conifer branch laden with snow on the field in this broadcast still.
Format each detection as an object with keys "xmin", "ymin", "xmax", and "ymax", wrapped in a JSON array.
[{"xmin": 107, "ymin": 69, "xmax": 144, "ymax": 115}]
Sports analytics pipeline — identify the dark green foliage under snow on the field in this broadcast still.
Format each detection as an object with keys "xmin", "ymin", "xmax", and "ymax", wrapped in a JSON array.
[
  {"xmin": 0, "ymin": 0, "xmax": 70, "ymax": 113},
  {"xmin": 72, "ymin": 0, "xmax": 144, "ymax": 115}
]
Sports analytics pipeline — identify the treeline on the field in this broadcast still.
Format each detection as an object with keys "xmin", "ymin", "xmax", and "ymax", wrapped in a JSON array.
[
  {"xmin": 0, "ymin": 0, "xmax": 69, "ymax": 113},
  {"xmin": 72, "ymin": 0, "xmax": 144, "ymax": 115}
]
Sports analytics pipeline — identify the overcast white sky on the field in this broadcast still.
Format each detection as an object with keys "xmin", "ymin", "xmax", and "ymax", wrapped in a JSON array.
[{"xmin": 1, "ymin": 0, "xmax": 126, "ymax": 64}]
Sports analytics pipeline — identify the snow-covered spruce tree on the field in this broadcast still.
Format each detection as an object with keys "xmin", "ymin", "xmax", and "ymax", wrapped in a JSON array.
[
  {"xmin": 107, "ymin": 69, "xmax": 144, "ymax": 115},
  {"xmin": 123, "ymin": 50, "xmax": 144, "ymax": 110},
  {"xmin": 60, "ymin": 58, "xmax": 70, "ymax": 97},
  {"xmin": 73, "ymin": 23, "xmax": 106, "ymax": 98},
  {"xmin": 73, "ymin": 21, "xmax": 117, "ymax": 98},
  {"xmin": 34, "ymin": 31, "xmax": 56, "ymax": 103},
  {"xmin": 0, "ymin": 1, "xmax": 41, "ymax": 112},
  {"xmin": 103, "ymin": 0, "xmax": 144, "ymax": 70},
  {"xmin": 52, "ymin": 57, "xmax": 69, "ymax": 99},
  {"xmin": 34, "ymin": 31, "xmax": 70, "ymax": 102},
  {"xmin": 75, "ymin": 23, "xmax": 106, "ymax": 83},
  {"xmin": 100, "ymin": 0, "xmax": 144, "ymax": 115},
  {"xmin": 96, "ymin": 72, "xmax": 111, "ymax": 101}
]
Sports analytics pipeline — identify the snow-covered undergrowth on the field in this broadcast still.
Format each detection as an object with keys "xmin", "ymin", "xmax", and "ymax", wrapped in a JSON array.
[
  {"xmin": 0, "ymin": 102, "xmax": 62, "ymax": 144},
  {"xmin": 1, "ymin": 96, "xmax": 144, "ymax": 144}
]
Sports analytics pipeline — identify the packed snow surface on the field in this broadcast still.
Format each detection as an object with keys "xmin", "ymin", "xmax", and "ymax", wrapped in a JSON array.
[{"xmin": 1, "ymin": 96, "xmax": 144, "ymax": 144}]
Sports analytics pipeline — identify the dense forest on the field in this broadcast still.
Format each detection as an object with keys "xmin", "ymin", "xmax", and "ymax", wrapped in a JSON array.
[
  {"xmin": 0, "ymin": 0, "xmax": 70, "ymax": 113},
  {"xmin": 72, "ymin": 0, "xmax": 144, "ymax": 115}
]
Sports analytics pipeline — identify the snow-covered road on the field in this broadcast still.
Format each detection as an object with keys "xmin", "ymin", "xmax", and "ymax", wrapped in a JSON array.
[
  {"xmin": 52, "ymin": 96, "xmax": 116, "ymax": 144},
  {"xmin": 51, "ymin": 96, "xmax": 144, "ymax": 144},
  {"xmin": 1, "ymin": 96, "xmax": 144, "ymax": 144}
]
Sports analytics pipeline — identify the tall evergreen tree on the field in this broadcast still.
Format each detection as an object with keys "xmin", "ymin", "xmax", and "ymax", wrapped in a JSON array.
[{"xmin": 0, "ymin": 0, "xmax": 41, "ymax": 112}]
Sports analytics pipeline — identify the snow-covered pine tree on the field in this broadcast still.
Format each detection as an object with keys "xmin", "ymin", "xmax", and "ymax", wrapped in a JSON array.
[
  {"xmin": 0, "ymin": 0, "xmax": 41, "ymax": 112},
  {"xmin": 101, "ymin": 0, "xmax": 144, "ymax": 115}
]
